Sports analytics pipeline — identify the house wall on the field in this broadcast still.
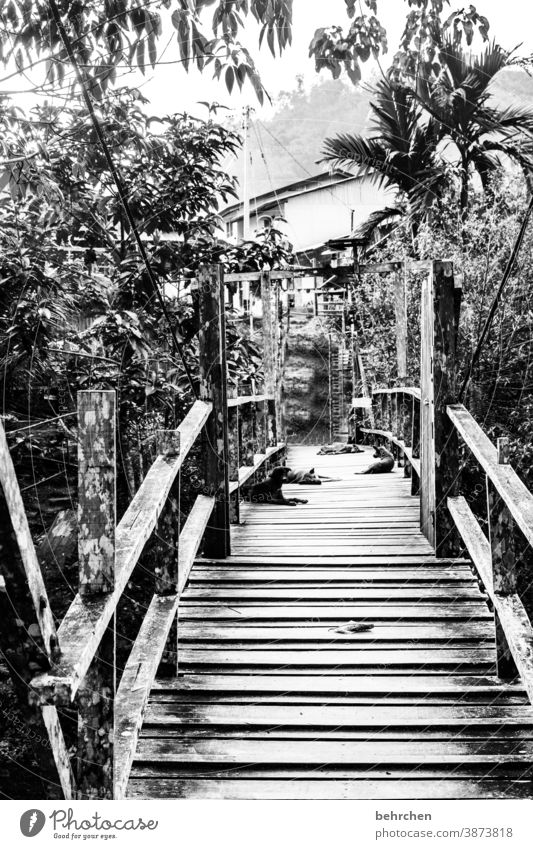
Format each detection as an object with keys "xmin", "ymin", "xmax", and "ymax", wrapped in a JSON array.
[{"xmin": 224, "ymin": 177, "xmax": 394, "ymax": 251}]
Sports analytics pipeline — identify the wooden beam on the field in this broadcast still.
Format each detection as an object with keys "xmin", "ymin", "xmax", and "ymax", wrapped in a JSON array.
[
  {"xmin": 77, "ymin": 391, "xmax": 116, "ymax": 597},
  {"xmin": 394, "ymin": 266, "xmax": 408, "ymax": 381},
  {"xmin": 198, "ymin": 265, "xmax": 231, "ymax": 558},
  {"xmin": 76, "ymin": 390, "xmax": 116, "ymax": 800},
  {"xmin": 227, "ymin": 393, "xmax": 273, "ymax": 408},
  {"xmin": 0, "ymin": 418, "xmax": 59, "ymax": 662},
  {"xmin": 487, "ymin": 440, "xmax": 518, "ymax": 679},
  {"xmin": 420, "ymin": 261, "xmax": 460, "ymax": 554},
  {"xmin": 0, "ymin": 573, "xmax": 74, "ymax": 799},
  {"xmin": 448, "ymin": 404, "xmax": 533, "ymax": 550},
  {"xmin": 30, "ymin": 439, "xmax": 187, "ymax": 705},
  {"xmin": 113, "ymin": 494, "xmax": 215, "ymax": 799},
  {"xmin": 373, "ymin": 387, "xmax": 421, "ymax": 400},
  {"xmin": 448, "ymin": 496, "xmax": 533, "ymax": 702}
]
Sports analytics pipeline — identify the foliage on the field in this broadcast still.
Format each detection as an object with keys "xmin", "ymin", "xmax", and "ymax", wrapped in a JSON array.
[{"xmin": 322, "ymin": 78, "xmax": 446, "ymax": 240}]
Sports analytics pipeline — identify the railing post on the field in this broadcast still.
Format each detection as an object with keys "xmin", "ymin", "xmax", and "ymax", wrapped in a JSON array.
[
  {"xmin": 401, "ymin": 392, "xmax": 412, "ymax": 477},
  {"xmin": 411, "ymin": 396, "xmax": 421, "ymax": 496},
  {"xmin": 198, "ymin": 264, "xmax": 231, "ymax": 559},
  {"xmin": 153, "ymin": 430, "xmax": 180, "ymax": 673},
  {"xmin": 239, "ymin": 379, "xmax": 256, "ymax": 469},
  {"xmin": 420, "ymin": 261, "xmax": 461, "ymax": 554},
  {"xmin": 487, "ymin": 437, "xmax": 518, "ymax": 679},
  {"xmin": 228, "ymin": 385, "xmax": 241, "ymax": 524},
  {"xmin": 395, "ymin": 262, "xmax": 408, "ymax": 382},
  {"xmin": 76, "ymin": 389, "xmax": 116, "ymax": 800}
]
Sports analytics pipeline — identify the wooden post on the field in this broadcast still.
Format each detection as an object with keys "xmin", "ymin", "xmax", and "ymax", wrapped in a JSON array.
[
  {"xmin": 411, "ymin": 396, "xmax": 421, "ymax": 496},
  {"xmin": 394, "ymin": 264, "xmax": 408, "ymax": 382},
  {"xmin": 239, "ymin": 379, "xmax": 256, "ymax": 469},
  {"xmin": 153, "ymin": 430, "xmax": 180, "ymax": 673},
  {"xmin": 487, "ymin": 438, "xmax": 518, "ymax": 679},
  {"xmin": 198, "ymin": 265, "xmax": 231, "ymax": 559},
  {"xmin": 420, "ymin": 261, "xmax": 461, "ymax": 555},
  {"xmin": 76, "ymin": 389, "xmax": 116, "ymax": 800},
  {"xmin": 228, "ymin": 385, "xmax": 241, "ymax": 525}
]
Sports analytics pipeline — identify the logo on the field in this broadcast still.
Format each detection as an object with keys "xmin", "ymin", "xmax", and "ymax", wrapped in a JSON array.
[{"xmin": 20, "ymin": 810, "xmax": 46, "ymax": 837}]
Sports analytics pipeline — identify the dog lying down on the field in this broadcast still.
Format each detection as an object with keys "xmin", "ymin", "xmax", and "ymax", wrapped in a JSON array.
[
  {"xmin": 317, "ymin": 440, "xmax": 363, "ymax": 455},
  {"xmin": 249, "ymin": 466, "xmax": 308, "ymax": 506},
  {"xmin": 285, "ymin": 467, "xmax": 341, "ymax": 485},
  {"xmin": 356, "ymin": 445, "xmax": 395, "ymax": 475}
]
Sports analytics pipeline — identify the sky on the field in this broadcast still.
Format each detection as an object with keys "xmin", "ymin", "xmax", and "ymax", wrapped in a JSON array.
[
  {"xmin": 127, "ymin": 0, "xmax": 533, "ymax": 119},
  {"xmin": 3, "ymin": 1, "xmax": 533, "ymax": 120}
]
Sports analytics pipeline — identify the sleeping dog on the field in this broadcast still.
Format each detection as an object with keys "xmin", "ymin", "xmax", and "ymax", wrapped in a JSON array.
[
  {"xmin": 317, "ymin": 439, "xmax": 364, "ymax": 455},
  {"xmin": 249, "ymin": 466, "xmax": 308, "ymax": 505},
  {"xmin": 356, "ymin": 445, "xmax": 395, "ymax": 475},
  {"xmin": 286, "ymin": 467, "xmax": 340, "ymax": 485}
]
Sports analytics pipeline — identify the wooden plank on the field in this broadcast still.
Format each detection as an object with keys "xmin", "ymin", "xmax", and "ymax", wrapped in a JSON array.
[
  {"xmin": 448, "ymin": 404, "xmax": 533, "ymax": 549},
  {"xmin": 144, "ymin": 703, "xmax": 533, "ymax": 727},
  {"xmin": 178, "ymin": 496, "xmax": 215, "ymax": 596},
  {"xmin": 113, "ymin": 494, "xmax": 215, "ymax": 799},
  {"xmin": 134, "ymin": 738, "xmax": 533, "ymax": 764},
  {"xmin": 448, "ymin": 496, "xmax": 533, "ymax": 705},
  {"xmin": 178, "ymin": 604, "xmax": 492, "ymax": 621},
  {"xmin": 190, "ymin": 569, "xmax": 474, "ymax": 581},
  {"xmin": 152, "ymin": 673, "xmax": 524, "ymax": 695},
  {"xmin": 0, "ymin": 417, "xmax": 59, "ymax": 661},
  {"xmin": 126, "ymin": 778, "xmax": 533, "ymax": 800},
  {"xmin": 373, "ymin": 387, "xmax": 421, "ymax": 400},
  {"xmin": 175, "ymin": 648, "xmax": 494, "ymax": 667},
  {"xmin": 227, "ymin": 394, "xmax": 273, "ymax": 408},
  {"xmin": 30, "ymin": 406, "xmax": 205, "ymax": 705},
  {"xmin": 41, "ymin": 706, "xmax": 75, "ymax": 799},
  {"xmin": 183, "ymin": 588, "xmax": 485, "ymax": 600},
  {"xmin": 173, "ymin": 623, "xmax": 495, "ymax": 641},
  {"xmin": 198, "ymin": 264, "xmax": 230, "ymax": 558}
]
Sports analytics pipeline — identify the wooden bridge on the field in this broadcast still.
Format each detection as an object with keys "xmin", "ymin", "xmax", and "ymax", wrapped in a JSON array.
[{"xmin": 2, "ymin": 261, "xmax": 533, "ymax": 800}]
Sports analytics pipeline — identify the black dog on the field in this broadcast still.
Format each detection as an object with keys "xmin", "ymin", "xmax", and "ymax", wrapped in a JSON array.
[
  {"xmin": 285, "ymin": 467, "xmax": 341, "ymax": 485},
  {"xmin": 249, "ymin": 466, "xmax": 308, "ymax": 505},
  {"xmin": 356, "ymin": 445, "xmax": 395, "ymax": 475}
]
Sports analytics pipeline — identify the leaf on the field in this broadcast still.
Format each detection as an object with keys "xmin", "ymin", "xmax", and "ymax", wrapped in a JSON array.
[{"xmin": 225, "ymin": 65, "xmax": 235, "ymax": 94}]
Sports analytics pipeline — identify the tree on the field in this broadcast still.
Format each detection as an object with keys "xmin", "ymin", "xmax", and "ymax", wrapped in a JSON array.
[
  {"xmin": 321, "ymin": 78, "xmax": 445, "ymax": 242},
  {"xmin": 418, "ymin": 41, "xmax": 533, "ymax": 213}
]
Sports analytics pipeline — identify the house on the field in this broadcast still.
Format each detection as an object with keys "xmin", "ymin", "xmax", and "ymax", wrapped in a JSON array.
[{"xmin": 220, "ymin": 170, "xmax": 393, "ymax": 312}]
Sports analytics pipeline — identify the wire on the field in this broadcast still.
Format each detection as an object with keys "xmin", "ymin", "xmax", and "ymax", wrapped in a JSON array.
[{"xmin": 47, "ymin": 0, "xmax": 198, "ymax": 398}]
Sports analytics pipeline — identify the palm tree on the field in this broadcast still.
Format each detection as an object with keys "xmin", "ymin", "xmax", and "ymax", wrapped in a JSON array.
[
  {"xmin": 419, "ymin": 41, "xmax": 533, "ymax": 213},
  {"xmin": 322, "ymin": 78, "xmax": 446, "ymax": 241}
]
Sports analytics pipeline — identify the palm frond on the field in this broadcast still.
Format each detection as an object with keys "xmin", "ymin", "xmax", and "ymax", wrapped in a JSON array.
[{"xmin": 352, "ymin": 206, "xmax": 404, "ymax": 241}]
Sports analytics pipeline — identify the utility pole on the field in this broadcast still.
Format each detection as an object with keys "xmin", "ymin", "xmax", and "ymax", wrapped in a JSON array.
[
  {"xmin": 242, "ymin": 106, "xmax": 252, "ymax": 241},
  {"xmin": 242, "ymin": 105, "xmax": 253, "ymax": 333}
]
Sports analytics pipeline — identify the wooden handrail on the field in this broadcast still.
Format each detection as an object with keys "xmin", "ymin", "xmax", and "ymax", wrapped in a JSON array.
[
  {"xmin": 30, "ymin": 400, "xmax": 212, "ymax": 706},
  {"xmin": 448, "ymin": 496, "xmax": 533, "ymax": 705},
  {"xmin": 114, "ymin": 493, "xmax": 215, "ymax": 799},
  {"xmin": 227, "ymin": 393, "xmax": 274, "ymax": 408},
  {"xmin": 360, "ymin": 428, "xmax": 421, "ymax": 477},
  {"xmin": 447, "ymin": 404, "xmax": 533, "ymax": 549},
  {"xmin": 373, "ymin": 387, "xmax": 421, "ymax": 400}
]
